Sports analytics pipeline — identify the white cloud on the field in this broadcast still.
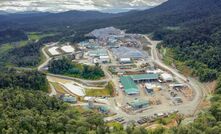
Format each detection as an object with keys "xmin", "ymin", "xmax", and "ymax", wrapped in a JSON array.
[{"xmin": 0, "ymin": 0, "xmax": 167, "ymax": 13}]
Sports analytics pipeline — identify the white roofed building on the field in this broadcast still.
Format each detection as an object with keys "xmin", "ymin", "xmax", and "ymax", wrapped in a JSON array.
[
  {"xmin": 61, "ymin": 45, "xmax": 75, "ymax": 53},
  {"xmin": 119, "ymin": 58, "xmax": 131, "ymax": 64},
  {"xmin": 61, "ymin": 83, "xmax": 85, "ymax": 97},
  {"xmin": 146, "ymin": 69, "xmax": 164, "ymax": 74},
  {"xmin": 160, "ymin": 73, "xmax": 174, "ymax": 82},
  {"xmin": 99, "ymin": 56, "xmax": 110, "ymax": 63},
  {"xmin": 48, "ymin": 47, "xmax": 60, "ymax": 56}
]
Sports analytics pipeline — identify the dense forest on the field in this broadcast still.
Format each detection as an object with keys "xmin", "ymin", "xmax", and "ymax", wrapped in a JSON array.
[
  {"xmin": 0, "ymin": 89, "xmax": 108, "ymax": 134},
  {"xmin": 0, "ymin": 68, "xmax": 48, "ymax": 91},
  {"xmin": 0, "ymin": 66, "xmax": 220, "ymax": 133},
  {"xmin": 1, "ymin": 88, "xmax": 221, "ymax": 133},
  {"xmin": 1, "ymin": 0, "xmax": 221, "ymax": 133},
  {"xmin": 0, "ymin": 29, "xmax": 28, "ymax": 44},
  {"xmin": 1, "ymin": 0, "xmax": 220, "ymax": 76},
  {"xmin": 0, "ymin": 34, "xmax": 60, "ymax": 67},
  {"xmin": 154, "ymin": 14, "xmax": 221, "ymax": 82},
  {"xmin": 0, "ymin": 30, "xmax": 94, "ymax": 67},
  {"xmin": 48, "ymin": 57, "xmax": 105, "ymax": 80}
]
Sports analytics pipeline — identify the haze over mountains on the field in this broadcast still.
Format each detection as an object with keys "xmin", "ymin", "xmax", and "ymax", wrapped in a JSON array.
[
  {"xmin": 1, "ymin": 0, "xmax": 221, "ymax": 133},
  {"xmin": 0, "ymin": 0, "xmax": 166, "ymax": 13},
  {"xmin": 1, "ymin": 0, "xmax": 221, "ymax": 68}
]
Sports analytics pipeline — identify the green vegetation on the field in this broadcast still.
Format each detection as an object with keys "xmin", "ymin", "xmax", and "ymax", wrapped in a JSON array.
[
  {"xmin": 0, "ymin": 89, "xmax": 108, "ymax": 134},
  {"xmin": 0, "ymin": 40, "xmax": 30, "ymax": 56},
  {"xmin": 1, "ymin": 35, "xmax": 59, "ymax": 67},
  {"xmin": 86, "ymin": 82, "xmax": 114, "ymax": 96},
  {"xmin": 0, "ymin": 68, "xmax": 48, "ymax": 91},
  {"xmin": 0, "ymin": 43, "xmax": 13, "ymax": 55},
  {"xmin": 160, "ymin": 47, "xmax": 192, "ymax": 77},
  {"xmin": 51, "ymin": 82, "xmax": 67, "ymax": 94},
  {"xmin": 0, "ymin": 29, "xmax": 28, "ymax": 44},
  {"xmin": 0, "ymin": 0, "xmax": 221, "ymax": 133},
  {"xmin": 159, "ymin": 46, "xmax": 218, "ymax": 82},
  {"xmin": 156, "ymin": 114, "xmax": 178, "ymax": 125},
  {"xmin": 86, "ymin": 89, "xmax": 111, "ymax": 97},
  {"xmin": 0, "ymin": 33, "xmax": 45, "ymax": 59},
  {"xmin": 1, "ymin": 87, "xmax": 221, "ymax": 134},
  {"xmin": 27, "ymin": 32, "xmax": 56, "ymax": 41},
  {"xmin": 48, "ymin": 57, "xmax": 105, "ymax": 80},
  {"xmin": 0, "ymin": 32, "xmax": 58, "ymax": 67}
]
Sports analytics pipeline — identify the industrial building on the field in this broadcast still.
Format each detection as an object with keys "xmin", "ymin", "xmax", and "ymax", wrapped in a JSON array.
[
  {"xmin": 145, "ymin": 83, "xmax": 154, "ymax": 94},
  {"xmin": 88, "ymin": 49, "xmax": 108, "ymax": 57},
  {"xmin": 60, "ymin": 94, "xmax": 77, "ymax": 104},
  {"xmin": 119, "ymin": 58, "xmax": 132, "ymax": 64},
  {"xmin": 146, "ymin": 69, "xmax": 163, "ymax": 74},
  {"xmin": 61, "ymin": 45, "xmax": 75, "ymax": 53},
  {"xmin": 99, "ymin": 106, "xmax": 110, "ymax": 114},
  {"xmin": 89, "ymin": 27, "xmax": 125, "ymax": 39},
  {"xmin": 93, "ymin": 56, "xmax": 110, "ymax": 64},
  {"xmin": 112, "ymin": 47, "xmax": 145, "ymax": 60},
  {"xmin": 88, "ymin": 98, "xmax": 95, "ymax": 108},
  {"xmin": 99, "ymin": 56, "xmax": 110, "ymax": 63},
  {"xmin": 160, "ymin": 73, "xmax": 174, "ymax": 82},
  {"xmin": 120, "ymin": 74, "xmax": 159, "ymax": 95},
  {"xmin": 48, "ymin": 46, "xmax": 60, "ymax": 56},
  {"xmin": 120, "ymin": 76, "xmax": 139, "ymax": 95},
  {"xmin": 128, "ymin": 99, "xmax": 149, "ymax": 110},
  {"xmin": 131, "ymin": 74, "xmax": 159, "ymax": 82},
  {"xmin": 169, "ymin": 83, "xmax": 186, "ymax": 88}
]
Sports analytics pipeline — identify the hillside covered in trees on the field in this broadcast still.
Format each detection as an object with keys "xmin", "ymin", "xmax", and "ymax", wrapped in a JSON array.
[
  {"xmin": 1, "ymin": 0, "xmax": 221, "ymax": 133},
  {"xmin": 1, "ymin": 87, "xmax": 221, "ymax": 133},
  {"xmin": 0, "ymin": 68, "xmax": 48, "ymax": 91},
  {"xmin": 155, "ymin": 15, "xmax": 221, "ymax": 82},
  {"xmin": 0, "ymin": 89, "xmax": 108, "ymax": 134},
  {"xmin": 0, "ymin": 29, "xmax": 27, "ymax": 44},
  {"xmin": 1, "ymin": 0, "xmax": 221, "ymax": 74}
]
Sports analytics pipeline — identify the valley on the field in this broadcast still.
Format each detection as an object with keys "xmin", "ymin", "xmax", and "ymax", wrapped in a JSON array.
[
  {"xmin": 37, "ymin": 27, "xmax": 209, "ymax": 127},
  {"xmin": 0, "ymin": 0, "xmax": 221, "ymax": 133}
]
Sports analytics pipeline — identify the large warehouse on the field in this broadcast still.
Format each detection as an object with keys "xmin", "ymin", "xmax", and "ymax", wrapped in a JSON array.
[
  {"xmin": 120, "ymin": 74, "xmax": 159, "ymax": 95},
  {"xmin": 128, "ymin": 99, "xmax": 149, "ymax": 110},
  {"xmin": 112, "ymin": 47, "xmax": 145, "ymax": 59},
  {"xmin": 131, "ymin": 74, "xmax": 159, "ymax": 82},
  {"xmin": 120, "ymin": 76, "xmax": 139, "ymax": 95},
  {"xmin": 88, "ymin": 49, "xmax": 108, "ymax": 57}
]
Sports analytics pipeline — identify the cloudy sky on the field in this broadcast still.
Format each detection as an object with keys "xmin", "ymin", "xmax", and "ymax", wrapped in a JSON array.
[{"xmin": 0, "ymin": 0, "xmax": 167, "ymax": 13}]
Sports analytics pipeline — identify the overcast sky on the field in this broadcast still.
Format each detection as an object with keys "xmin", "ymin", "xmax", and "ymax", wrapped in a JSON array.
[{"xmin": 0, "ymin": 0, "xmax": 167, "ymax": 13}]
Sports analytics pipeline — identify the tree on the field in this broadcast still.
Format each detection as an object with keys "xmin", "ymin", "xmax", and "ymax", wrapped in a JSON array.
[{"xmin": 175, "ymin": 114, "xmax": 184, "ymax": 126}]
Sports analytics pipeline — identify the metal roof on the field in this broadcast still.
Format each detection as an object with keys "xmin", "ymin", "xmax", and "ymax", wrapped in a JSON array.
[
  {"xmin": 89, "ymin": 49, "xmax": 108, "ymax": 57},
  {"xmin": 120, "ymin": 76, "xmax": 139, "ymax": 95},
  {"xmin": 99, "ymin": 106, "xmax": 110, "ymax": 112},
  {"xmin": 130, "ymin": 74, "xmax": 159, "ymax": 81},
  {"xmin": 128, "ymin": 99, "xmax": 149, "ymax": 108},
  {"xmin": 62, "ymin": 96, "xmax": 77, "ymax": 103},
  {"xmin": 112, "ymin": 47, "xmax": 145, "ymax": 59},
  {"xmin": 120, "ymin": 74, "xmax": 159, "ymax": 95}
]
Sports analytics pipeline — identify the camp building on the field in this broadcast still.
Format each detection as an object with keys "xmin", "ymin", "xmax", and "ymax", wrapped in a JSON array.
[
  {"xmin": 128, "ymin": 99, "xmax": 149, "ymax": 110},
  {"xmin": 120, "ymin": 74, "xmax": 159, "ymax": 95},
  {"xmin": 131, "ymin": 74, "xmax": 159, "ymax": 82},
  {"xmin": 120, "ymin": 76, "xmax": 139, "ymax": 95}
]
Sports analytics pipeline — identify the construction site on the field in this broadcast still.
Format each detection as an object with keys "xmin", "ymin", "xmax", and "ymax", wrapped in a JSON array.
[{"xmin": 39, "ymin": 27, "xmax": 202, "ymax": 127}]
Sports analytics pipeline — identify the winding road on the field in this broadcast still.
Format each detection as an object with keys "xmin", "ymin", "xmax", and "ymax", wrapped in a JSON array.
[
  {"xmin": 145, "ymin": 35, "xmax": 208, "ymax": 114},
  {"xmin": 38, "ymin": 43, "xmax": 112, "ymax": 88},
  {"xmin": 39, "ymin": 36, "xmax": 209, "ymax": 123},
  {"xmin": 49, "ymin": 83, "xmax": 57, "ymax": 96},
  {"xmin": 104, "ymin": 35, "xmax": 209, "ymax": 122}
]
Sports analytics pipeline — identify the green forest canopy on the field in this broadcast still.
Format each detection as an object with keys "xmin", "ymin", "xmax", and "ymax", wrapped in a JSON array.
[
  {"xmin": 48, "ymin": 57, "xmax": 105, "ymax": 80},
  {"xmin": 0, "ymin": 68, "xmax": 48, "ymax": 91}
]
